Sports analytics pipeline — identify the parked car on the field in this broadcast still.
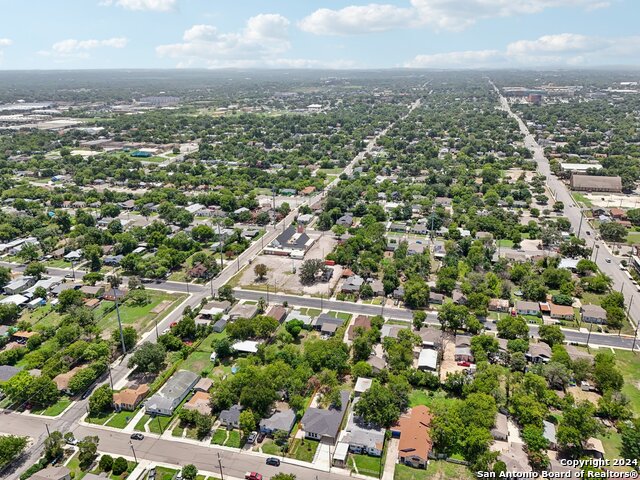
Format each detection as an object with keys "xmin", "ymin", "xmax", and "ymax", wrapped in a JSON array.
[
  {"xmin": 457, "ymin": 361, "xmax": 471, "ymax": 367},
  {"xmin": 257, "ymin": 432, "xmax": 266, "ymax": 443},
  {"xmin": 130, "ymin": 433, "xmax": 144, "ymax": 440},
  {"xmin": 246, "ymin": 431, "xmax": 258, "ymax": 444},
  {"xmin": 147, "ymin": 468, "xmax": 156, "ymax": 480},
  {"xmin": 266, "ymin": 458, "xmax": 280, "ymax": 467},
  {"xmin": 245, "ymin": 473, "xmax": 263, "ymax": 480},
  {"xmin": 65, "ymin": 437, "xmax": 78, "ymax": 446},
  {"xmin": 606, "ymin": 258, "xmax": 612, "ymax": 263}
]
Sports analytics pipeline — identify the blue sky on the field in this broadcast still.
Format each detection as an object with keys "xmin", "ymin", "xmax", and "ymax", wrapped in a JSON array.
[{"xmin": 0, "ymin": 0, "xmax": 639, "ymax": 69}]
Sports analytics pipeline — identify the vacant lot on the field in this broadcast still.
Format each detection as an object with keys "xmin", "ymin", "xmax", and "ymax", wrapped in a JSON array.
[
  {"xmin": 394, "ymin": 462, "xmax": 474, "ymax": 480},
  {"xmin": 239, "ymin": 233, "xmax": 341, "ymax": 296}
]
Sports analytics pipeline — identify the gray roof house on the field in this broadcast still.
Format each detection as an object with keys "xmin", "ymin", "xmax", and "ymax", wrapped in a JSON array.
[
  {"xmin": 228, "ymin": 303, "xmax": 258, "ymax": 320},
  {"xmin": 300, "ymin": 390, "xmax": 350, "ymax": 444},
  {"xmin": 341, "ymin": 275, "xmax": 364, "ymax": 293},
  {"xmin": 31, "ymin": 466, "xmax": 71, "ymax": 480},
  {"xmin": 0, "ymin": 365, "xmax": 21, "ymax": 382},
  {"xmin": 145, "ymin": 370, "xmax": 200, "ymax": 416},
  {"xmin": 581, "ymin": 304, "xmax": 607, "ymax": 324},
  {"xmin": 259, "ymin": 409, "xmax": 296, "ymax": 435},
  {"xmin": 526, "ymin": 342, "xmax": 552, "ymax": 364},
  {"xmin": 265, "ymin": 226, "xmax": 315, "ymax": 257},
  {"xmin": 314, "ymin": 313, "xmax": 346, "ymax": 332},
  {"xmin": 219, "ymin": 404, "xmax": 243, "ymax": 429},
  {"xmin": 543, "ymin": 420, "xmax": 557, "ymax": 450},
  {"xmin": 491, "ymin": 413, "xmax": 508, "ymax": 441},
  {"xmin": 343, "ymin": 399, "xmax": 386, "ymax": 457},
  {"xmin": 336, "ymin": 214, "xmax": 354, "ymax": 227}
]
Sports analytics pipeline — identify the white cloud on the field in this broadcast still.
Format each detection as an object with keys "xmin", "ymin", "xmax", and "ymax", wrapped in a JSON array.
[
  {"xmin": 100, "ymin": 0, "xmax": 176, "ymax": 12},
  {"xmin": 405, "ymin": 33, "xmax": 640, "ymax": 68},
  {"xmin": 300, "ymin": 0, "xmax": 610, "ymax": 35},
  {"xmin": 298, "ymin": 4, "xmax": 415, "ymax": 35},
  {"xmin": 156, "ymin": 14, "xmax": 293, "ymax": 67},
  {"xmin": 41, "ymin": 37, "xmax": 128, "ymax": 59},
  {"xmin": 0, "ymin": 38, "xmax": 12, "ymax": 47}
]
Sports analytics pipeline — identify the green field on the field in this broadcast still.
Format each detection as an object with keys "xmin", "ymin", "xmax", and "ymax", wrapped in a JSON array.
[
  {"xmin": 96, "ymin": 291, "xmax": 185, "ymax": 333},
  {"xmin": 135, "ymin": 414, "xmax": 151, "ymax": 431},
  {"xmin": 87, "ymin": 411, "xmax": 113, "ymax": 425},
  {"xmin": 614, "ymin": 350, "xmax": 640, "ymax": 414},
  {"xmin": 106, "ymin": 410, "xmax": 137, "ymax": 429},
  {"xmin": 394, "ymin": 462, "xmax": 474, "ymax": 480},
  {"xmin": 32, "ymin": 397, "xmax": 72, "ymax": 416},
  {"xmin": 288, "ymin": 438, "xmax": 319, "ymax": 462},
  {"xmin": 626, "ymin": 232, "xmax": 640, "ymax": 245},
  {"xmin": 211, "ymin": 429, "xmax": 227, "ymax": 445},
  {"xmin": 261, "ymin": 440, "xmax": 285, "ymax": 455},
  {"xmin": 148, "ymin": 415, "xmax": 174, "ymax": 434},
  {"xmin": 225, "ymin": 430, "xmax": 241, "ymax": 448},
  {"xmin": 155, "ymin": 467, "xmax": 179, "ymax": 480},
  {"xmin": 572, "ymin": 193, "xmax": 594, "ymax": 208}
]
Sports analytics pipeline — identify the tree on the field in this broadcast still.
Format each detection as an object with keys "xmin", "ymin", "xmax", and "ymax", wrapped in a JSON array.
[
  {"xmin": 57, "ymin": 289, "xmax": 84, "ymax": 312},
  {"xmin": 620, "ymin": 418, "xmax": 640, "ymax": 469},
  {"xmin": 89, "ymin": 384, "xmax": 113, "ymax": 415},
  {"xmin": 0, "ymin": 267, "xmax": 12, "ymax": 289},
  {"xmin": 557, "ymin": 401, "xmax": 602, "ymax": 455},
  {"xmin": 112, "ymin": 457, "xmax": 129, "ymax": 476},
  {"xmin": 538, "ymin": 325, "xmax": 565, "ymax": 347},
  {"xmin": 24, "ymin": 261, "xmax": 46, "ymax": 280},
  {"xmin": 0, "ymin": 435, "xmax": 28, "ymax": 470},
  {"xmin": 43, "ymin": 431, "xmax": 64, "ymax": 462},
  {"xmin": 606, "ymin": 307, "xmax": 625, "ymax": 330},
  {"xmin": 113, "ymin": 326, "xmax": 138, "ymax": 352},
  {"xmin": 78, "ymin": 436, "xmax": 99, "ymax": 470},
  {"xmin": 497, "ymin": 316, "xmax": 529, "ymax": 340},
  {"xmin": 182, "ymin": 465, "xmax": 198, "ymax": 480},
  {"xmin": 217, "ymin": 285, "xmax": 234, "ymax": 302},
  {"xmin": 413, "ymin": 311, "xmax": 426, "ymax": 330},
  {"xmin": 403, "ymin": 277, "xmax": 430, "ymax": 308},
  {"xmin": 438, "ymin": 302, "xmax": 470, "ymax": 333},
  {"xmin": 0, "ymin": 304, "xmax": 20, "ymax": 325},
  {"xmin": 18, "ymin": 243, "xmax": 40, "ymax": 263},
  {"xmin": 593, "ymin": 352, "xmax": 624, "ymax": 392},
  {"xmin": 239, "ymin": 409, "xmax": 256, "ymax": 438},
  {"xmin": 254, "ymin": 263, "xmax": 268, "ymax": 280},
  {"xmin": 84, "ymin": 244, "xmax": 103, "ymax": 272},
  {"xmin": 299, "ymin": 259, "xmax": 325, "ymax": 285},
  {"xmin": 99, "ymin": 454, "xmax": 113, "ymax": 472},
  {"xmin": 285, "ymin": 319, "xmax": 304, "ymax": 339},
  {"xmin": 543, "ymin": 361, "xmax": 571, "ymax": 390},
  {"xmin": 353, "ymin": 381, "xmax": 404, "ymax": 428},
  {"xmin": 271, "ymin": 475, "xmax": 296, "ymax": 480},
  {"xmin": 600, "ymin": 222, "xmax": 627, "ymax": 242},
  {"xmin": 127, "ymin": 342, "xmax": 166, "ymax": 373}
]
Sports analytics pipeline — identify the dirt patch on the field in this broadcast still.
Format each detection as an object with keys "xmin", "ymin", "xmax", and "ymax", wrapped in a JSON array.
[
  {"xmin": 566, "ymin": 386, "xmax": 601, "ymax": 405},
  {"xmin": 439, "ymin": 336, "xmax": 467, "ymax": 381},
  {"xmin": 151, "ymin": 300, "xmax": 172, "ymax": 314}
]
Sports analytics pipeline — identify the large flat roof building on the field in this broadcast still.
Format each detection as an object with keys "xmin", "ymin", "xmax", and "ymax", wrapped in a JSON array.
[{"xmin": 570, "ymin": 174, "xmax": 622, "ymax": 193}]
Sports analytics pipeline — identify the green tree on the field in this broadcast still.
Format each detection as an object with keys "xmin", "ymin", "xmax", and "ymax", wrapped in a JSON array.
[
  {"xmin": 182, "ymin": 464, "xmax": 198, "ymax": 480},
  {"xmin": 43, "ymin": 431, "xmax": 64, "ymax": 462},
  {"xmin": 285, "ymin": 319, "xmax": 304, "ymax": 339},
  {"xmin": 24, "ymin": 261, "xmax": 46, "ymax": 280},
  {"xmin": 99, "ymin": 454, "xmax": 113, "ymax": 472},
  {"xmin": 497, "ymin": 316, "xmax": 529, "ymax": 340},
  {"xmin": 239, "ymin": 409, "xmax": 256, "ymax": 438},
  {"xmin": 413, "ymin": 310, "xmax": 427, "ymax": 330},
  {"xmin": 0, "ymin": 266, "xmax": 12, "ymax": 289},
  {"xmin": 127, "ymin": 342, "xmax": 166, "ymax": 373},
  {"xmin": 254, "ymin": 263, "xmax": 268, "ymax": 280},
  {"xmin": 593, "ymin": 352, "xmax": 624, "ymax": 392},
  {"xmin": 84, "ymin": 244, "xmax": 103, "ymax": 272},
  {"xmin": 0, "ymin": 435, "xmax": 28, "ymax": 470},
  {"xmin": 538, "ymin": 325, "xmax": 565, "ymax": 347},
  {"xmin": 112, "ymin": 457, "xmax": 128, "ymax": 475},
  {"xmin": 599, "ymin": 222, "xmax": 627, "ymax": 242},
  {"xmin": 78, "ymin": 436, "xmax": 99, "ymax": 470},
  {"xmin": 89, "ymin": 384, "xmax": 113, "ymax": 416},
  {"xmin": 620, "ymin": 418, "xmax": 640, "ymax": 469},
  {"xmin": 557, "ymin": 401, "xmax": 602, "ymax": 455},
  {"xmin": 298, "ymin": 259, "xmax": 325, "ymax": 285}
]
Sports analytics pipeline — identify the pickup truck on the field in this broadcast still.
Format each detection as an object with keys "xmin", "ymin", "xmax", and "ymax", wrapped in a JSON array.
[{"xmin": 245, "ymin": 473, "xmax": 263, "ymax": 480}]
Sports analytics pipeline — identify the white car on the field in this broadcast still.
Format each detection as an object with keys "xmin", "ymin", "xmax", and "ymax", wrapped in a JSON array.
[
  {"xmin": 161, "ymin": 328, "xmax": 170, "ymax": 335},
  {"xmin": 605, "ymin": 258, "xmax": 612, "ymax": 264}
]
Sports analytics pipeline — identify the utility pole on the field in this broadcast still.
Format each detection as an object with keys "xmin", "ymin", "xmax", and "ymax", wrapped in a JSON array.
[
  {"xmin": 577, "ymin": 210, "xmax": 584, "ymax": 237},
  {"xmin": 632, "ymin": 316, "xmax": 639, "ymax": 353},
  {"xmin": 70, "ymin": 260, "xmax": 76, "ymax": 280},
  {"xmin": 217, "ymin": 453, "xmax": 225, "ymax": 480},
  {"xmin": 217, "ymin": 222, "xmax": 223, "ymax": 269},
  {"xmin": 129, "ymin": 441, "xmax": 138, "ymax": 464},
  {"xmin": 593, "ymin": 244, "xmax": 601, "ymax": 263},
  {"xmin": 45, "ymin": 424, "xmax": 51, "ymax": 438},
  {"xmin": 114, "ymin": 287, "xmax": 126, "ymax": 355},
  {"xmin": 586, "ymin": 320, "xmax": 594, "ymax": 349},
  {"xmin": 154, "ymin": 318, "xmax": 159, "ymax": 339},
  {"xmin": 107, "ymin": 364, "xmax": 114, "ymax": 390}
]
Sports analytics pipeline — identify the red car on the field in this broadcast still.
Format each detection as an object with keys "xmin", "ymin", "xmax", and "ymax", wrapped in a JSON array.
[
  {"xmin": 457, "ymin": 361, "xmax": 471, "ymax": 367},
  {"xmin": 245, "ymin": 473, "xmax": 263, "ymax": 480},
  {"xmin": 170, "ymin": 322, "xmax": 178, "ymax": 328}
]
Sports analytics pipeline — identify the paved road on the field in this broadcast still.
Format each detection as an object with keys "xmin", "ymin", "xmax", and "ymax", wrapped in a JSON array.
[
  {"xmin": 492, "ymin": 82, "xmax": 639, "ymax": 339},
  {"xmin": 0, "ymin": 414, "xmax": 348, "ymax": 480}
]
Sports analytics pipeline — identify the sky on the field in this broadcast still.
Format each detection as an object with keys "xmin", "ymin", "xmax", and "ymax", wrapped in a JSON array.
[{"xmin": 0, "ymin": 0, "xmax": 639, "ymax": 70}]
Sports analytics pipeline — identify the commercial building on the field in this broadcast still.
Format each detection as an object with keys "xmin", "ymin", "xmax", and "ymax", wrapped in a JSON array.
[{"xmin": 570, "ymin": 175, "xmax": 622, "ymax": 193}]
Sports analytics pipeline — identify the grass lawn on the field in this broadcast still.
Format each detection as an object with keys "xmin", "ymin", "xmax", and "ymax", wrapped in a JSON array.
[
  {"xmin": 572, "ymin": 193, "xmax": 594, "ymax": 208},
  {"xmin": 44, "ymin": 258, "xmax": 73, "ymax": 268},
  {"xmin": 66, "ymin": 452, "xmax": 86, "ymax": 480},
  {"xmin": 409, "ymin": 390, "xmax": 456, "ymax": 410},
  {"xmin": 298, "ymin": 308, "xmax": 322, "ymax": 317},
  {"xmin": 33, "ymin": 397, "xmax": 72, "ymax": 416},
  {"xmin": 172, "ymin": 425, "xmax": 184, "ymax": 437},
  {"xmin": 496, "ymin": 239, "xmax": 514, "ymax": 248},
  {"xmin": 20, "ymin": 305, "xmax": 64, "ymax": 329},
  {"xmin": 155, "ymin": 467, "xmax": 179, "ymax": 480},
  {"xmin": 106, "ymin": 410, "xmax": 137, "ymax": 429},
  {"xmin": 349, "ymin": 454, "xmax": 382, "ymax": 477},
  {"xmin": 328, "ymin": 311, "xmax": 352, "ymax": 321},
  {"xmin": 96, "ymin": 291, "xmax": 185, "ymax": 334},
  {"xmin": 134, "ymin": 414, "xmax": 151, "ymax": 431},
  {"xmin": 627, "ymin": 232, "xmax": 640, "ymax": 245},
  {"xmin": 86, "ymin": 411, "xmax": 114, "ymax": 425},
  {"xmin": 211, "ymin": 429, "xmax": 227, "ymax": 445},
  {"xmin": 288, "ymin": 438, "xmax": 319, "ymax": 462},
  {"xmin": 598, "ymin": 429, "xmax": 623, "ymax": 461},
  {"xmin": 181, "ymin": 351, "xmax": 214, "ymax": 377},
  {"xmin": 394, "ymin": 462, "xmax": 474, "ymax": 480},
  {"xmin": 148, "ymin": 415, "xmax": 174, "ymax": 434},
  {"xmin": 185, "ymin": 427, "xmax": 199, "ymax": 440},
  {"xmin": 613, "ymin": 350, "xmax": 640, "ymax": 415},
  {"xmin": 261, "ymin": 440, "xmax": 285, "ymax": 455},
  {"xmin": 225, "ymin": 430, "xmax": 241, "ymax": 448}
]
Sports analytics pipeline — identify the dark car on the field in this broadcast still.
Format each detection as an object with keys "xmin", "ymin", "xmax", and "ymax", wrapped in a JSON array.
[
  {"xmin": 130, "ymin": 433, "xmax": 144, "ymax": 440},
  {"xmin": 266, "ymin": 458, "xmax": 280, "ymax": 467},
  {"xmin": 257, "ymin": 432, "xmax": 266, "ymax": 443}
]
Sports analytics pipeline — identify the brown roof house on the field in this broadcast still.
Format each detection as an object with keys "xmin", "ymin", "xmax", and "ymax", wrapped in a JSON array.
[
  {"xmin": 395, "ymin": 405, "xmax": 433, "ymax": 469},
  {"xmin": 183, "ymin": 391, "xmax": 211, "ymax": 416},
  {"xmin": 113, "ymin": 384, "xmax": 149, "ymax": 411},
  {"xmin": 266, "ymin": 305, "xmax": 288, "ymax": 323},
  {"xmin": 53, "ymin": 365, "xmax": 88, "ymax": 394},
  {"xmin": 347, "ymin": 315, "xmax": 371, "ymax": 341},
  {"xmin": 549, "ymin": 303, "xmax": 575, "ymax": 321}
]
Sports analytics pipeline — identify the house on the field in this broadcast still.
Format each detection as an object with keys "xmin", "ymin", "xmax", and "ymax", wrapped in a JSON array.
[
  {"xmin": 489, "ymin": 298, "xmax": 510, "ymax": 312},
  {"xmin": 31, "ymin": 466, "xmax": 71, "ymax": 480},
  {"xmin": 454, "ymin": 346, "xmax": 473, "ymax": 363},
  {"xmin": 0, "ymin": 365, "xmax": 20, "ymax": 383},
  {"xmin": 228, "ymin": 303, "xmax": 258, "ymax": 320},
  {"xmin": 570, "ymin": 175, "xmax": 622, "ymax": 193},
  {"xmin": 265, "ymin": 225, "xmax": 315, "ymax": 258},
  {"xmin": 343, "ymin": 399, "xmax": 386, "ymax": 456},
  {"xmin": 549, "ymin": 303, "xmax": 575, "ymax": 321},
  {"xmin": 314, "ymin": 313, "xmax": 346, "ymax": 332},
  {"xmin": 452, "ymin": 290, "xmax": 467, "ymax": 305},
  {"xmin": 0, "ymin": 294, "xmax": 29, "ymax": 307},
  {"xmin": 300, "ymin": 186, "xmax": 316, "ymax": 195},
  {"xmin": 53, "ymin": 365, "xmax": 88, "ymax": 394},
  {"xmin": 232, "ymin": 340, "xmax": 261, "ymax": 354},
  {"xmin": 369, "ymin": 279, "xmax": 385, "ymax": 296},
  {"xmin": 219, "ymin": 404, "xmax": 243, "ymax": 429},
  {"xmin": 194, "ymin": 377, "xmax": 214, "ymax": 393},
  {"xmin": 558, "ymin": 258, "xmax": 580, "ymax": 271},
  {"xmin": 336, "ymin": 214, "xmax": 353, "ymax": 227},
  {"xmin": 266, "ymin": 305, "xmax": 287, "ymax": 323},
  {"xmin": 297, "ymin": 213, "xmax": 314, "ymax": 225},
  {"xmin": 354, "ymin": 377, "xmax": 373, "ymax": 397},
  {"xmin": 417, "ymin": 349, "xmax": 438, "ymax": 371},
  {"xmin": 348, "ymin": 315, "xmax": 371, "ymax": 341},
  {"xmin": 515, "ymin": 300, "xmax": 540, "ymax": 316},
  {"xmin": 419, "ymin": 328, "xmax": 443, "ymax": 350},
  {"xmin": 287, "ymin": 310, "xmax": 313, "ymax": 328},
  {"xmin": 581, "ymin": 304, "xmax": 607, "ymax": 324},
  {"xmin": 381, "ymin": 324, "xmax": 407, "ymax": 340},
  {"xmin": 526, "ymin": 342, "xmax": 552, "ymax": 364},
  {"xmin": 341, "ymin": 275, "xmax": 364, "ymax": 294},
  {"xmin": 429, "ymin": 292, "xmax": 445, "ymax": 305},
  {"xmin": 491, "ymin": 413, "xmax": 508, "ymax": 441},
  {"xmin": 103, "ymin": 288, "xmax": 127, "ymax": 301},
  {"xmin": 395, "ymin": 405, "xmax": 432, "ymax": 469},
  {"xmin": 200, "ymin": 301, "xmax": 231, "ymax": 317},
  {"xmin": 113, "ymin": 384, "xmax": 149, "ymax": 411},
  {"xmin": 393, "ymin": 287, "xmax": 404, "ymax": 300},
  {"xmin": 183, "ymin": 391, "xmax": 211, "ymax": 416},
  {"xmin": 80, "ymin": 285, "xmax": 104, "ymax": 298},
  {"xmin": 259, "ymin": 408, "xmax": 296, "ymax": 435},
  {"xmin": 565, "ymin": 345, "xmax": 594, "ymax": 364},
  {"xmin": 4, "ymin": 276, "xmax": 35, "ymax": 295},
  {"xmin": 543, "ymin": 421, "xmax": 557, "ymax": 450},
  {"xmin": 145, "ymin": 370, "xmax": 200, "ymax": 416},
  {"xmin": 212, "ymin": 318, "xmax": 227, "ymax": 333},
  {"xmin": 455, "ymin": 335, "xmax": 472, "ymax": 348},
  {"xmin": 367, "ymin": 355, "xmax": 386, "ymax": 374},
  {"xmin": 583, "ymin": 437, "xmax": 605, "ymax": 459},
  {"xmin": 300, "ymin": 390, "xmax": 350, "ymax": 443}
]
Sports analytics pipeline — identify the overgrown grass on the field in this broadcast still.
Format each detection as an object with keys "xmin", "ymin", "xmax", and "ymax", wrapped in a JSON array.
[
  {"xmin": 349, "ymin": 454, "xmax": 382, "ymax": 477},
  {"xmin": 613, "ymin": 350, "xmax": 640, "ymax": 415},
  {"xmin": 288, "ymin": 438, "xmax": 319, "ymax": 462},
  {"xmin": 394, "ymin": 461, "xmax": 474, "ymax": 480},
  {"xmin": 32, "ymin": 397, "xmax": 71, "ymax": 416},
  {"xmin": 148, "ymin": 415, "xmax": 174, "ymax": 434},
  {"xmin": 225, "ymin": 430, "xmax": 241, "ymax": 448}
]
